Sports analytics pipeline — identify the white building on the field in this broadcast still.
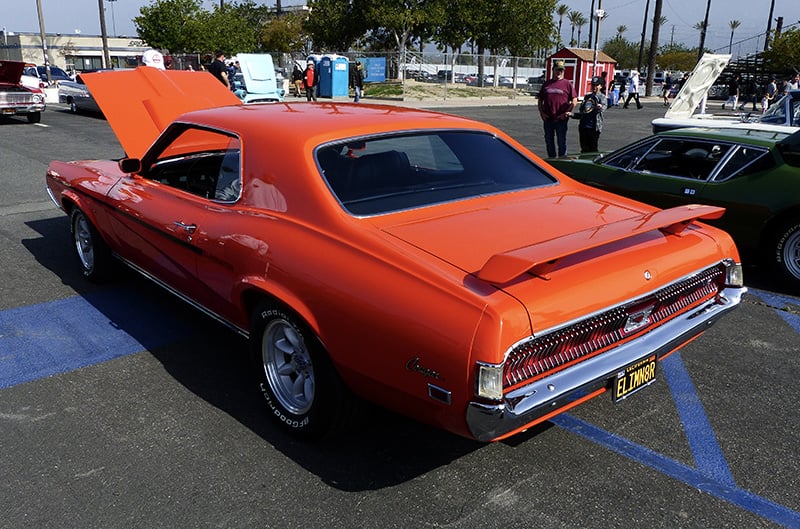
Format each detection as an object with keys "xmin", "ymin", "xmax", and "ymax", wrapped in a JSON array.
[{"xmin": 0, "ymin": 31, "xmax": 150, "ymax": 71}]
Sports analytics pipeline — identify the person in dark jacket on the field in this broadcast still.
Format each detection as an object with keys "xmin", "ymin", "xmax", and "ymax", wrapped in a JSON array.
[
  {"xmin": 575, "ymin": 76, "xmax": 605, "ymax": 153},
  {"xmin": 350, "ymin": 61, "xmax": 365, "ymax": 103}
]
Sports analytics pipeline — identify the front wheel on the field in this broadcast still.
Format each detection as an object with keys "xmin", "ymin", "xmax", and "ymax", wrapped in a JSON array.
[
  {"xmin": 250, "ymin": 304, "xmax": 354, "ymax": 437},
  {"xmin": 770, "ymin": 219, "xmax": 800, "ymax": 292},
  {"xmin": 70, "ymin": 208, "xmax": 112, "ymax": 281}
]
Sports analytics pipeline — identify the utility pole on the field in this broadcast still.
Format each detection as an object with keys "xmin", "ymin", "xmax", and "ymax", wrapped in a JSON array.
[
  {"xmin": 764, "ymin": 0, "xmax": 775, "ymax": 51},
  {"xmin": 98, "ymin": 0, "xmax": 111, "ymax": 68},
  {"xmin": 637, "ymin": 0, "xmax": 650, "ymax": 74},
  {"xmin": 697, "ymin": 0, "xmax": 711, "ymax": 62},
  {"xmin": 35, "ymin": 0, "xmax": 50, "ymax": 84},
  {"xmin": 645, "ymin": 0, "xmax": 663, "ymax": 96}
]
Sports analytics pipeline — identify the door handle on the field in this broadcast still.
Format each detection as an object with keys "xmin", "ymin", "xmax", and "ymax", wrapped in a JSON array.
[{"xmin": 173, "ymin": 221, "xmax": 197, "ymax": 233}]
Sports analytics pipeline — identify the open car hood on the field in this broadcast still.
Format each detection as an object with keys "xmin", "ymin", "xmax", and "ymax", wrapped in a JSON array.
[
  {"xmin": 0, "ymin": 60, "xmax": 25, "ymax": 84},
  {"xmin": 664, "ymin": 53, "xmax": 730, "ymax": 120},
  {"xmin": 236, "ymin": 53, "xmax": 280, "ymax": 96},
  {"xmin": 82, "ymin": 67, "xmax": 241, "ymax": 159}
]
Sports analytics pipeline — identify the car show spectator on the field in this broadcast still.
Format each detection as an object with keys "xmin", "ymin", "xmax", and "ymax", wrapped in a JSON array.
[
  {"xmin": 142, "ymin": 49, "xmax": 166, "ymax": 70},
  {"xmin": 622, "ymin": 70, "xmax": 642, "ymax": 109},
  {"xmin": 208, "ymin": 50, "xmax": 230, "ymax": 89},
  {"xmin": 575, "ymin": 76, "xmax": 605, "ymax": 153},
  {"xmin": 291, "ymin": 64, "xmax": 303, "ymax": 97},
  {"xmin": 722, "ymin": 74, "xmax": 740, "ymax": 110},
  {"xmin": 537, "ymin": 60, "xmax": 577, "ymax": 158},
  {"xmin": 350, "ymin": 61, "xmax": 364, "ymax": 103},
  {"xmin": 303, "ymin": 60, "xmax": 318, "ymax": 101}
]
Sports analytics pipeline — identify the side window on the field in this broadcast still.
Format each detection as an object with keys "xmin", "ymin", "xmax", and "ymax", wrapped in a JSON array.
[
  {"xmin": 601, "ymin": 139, "xmax": 657, "ymax": 170},
  {"xmin": 791, "ymin": 100, "xmax": 800, "ymax": 127},
  {"xmin": 146, "ymin": 128, "xmax": 241, "ymax": 201},
  {"xmin": 631, "ymin": 138, "xmax": 729, "ymax": 180},
  {"xmin": 713, "ymin": 146, "xmax": 772, "ymax": 181}
]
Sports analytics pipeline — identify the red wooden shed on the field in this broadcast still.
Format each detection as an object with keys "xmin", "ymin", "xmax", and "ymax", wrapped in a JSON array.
[{"xmin": 546, "ymin": 48, "xmax": 617, "ymax": 96}]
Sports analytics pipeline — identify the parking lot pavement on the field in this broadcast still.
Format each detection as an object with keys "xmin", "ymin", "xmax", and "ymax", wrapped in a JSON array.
[{"xmin": 1, "ymin": 106, "xmax": 799, "ymax": 529}]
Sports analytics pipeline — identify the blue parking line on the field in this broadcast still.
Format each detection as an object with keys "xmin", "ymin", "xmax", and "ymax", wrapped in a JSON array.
[
  {"xmin": 553, "ymin": 413, "xmax": 800, "ymax": 527},
  {"xmin": 0, "ymin": 287, "xmax": 194, "ymax": 389},
  {"xmin": 752, "ymin": 291, "xmax": 800, "ymax": 334},
  {"xmin": 661, "ymin": 352, "xmax": 735, "ymax": 486}
]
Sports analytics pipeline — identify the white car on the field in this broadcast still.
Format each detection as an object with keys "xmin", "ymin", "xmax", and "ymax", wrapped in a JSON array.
[{"xmin": 651, "ymin": 54, "xmax": 799, "ymax": 134}]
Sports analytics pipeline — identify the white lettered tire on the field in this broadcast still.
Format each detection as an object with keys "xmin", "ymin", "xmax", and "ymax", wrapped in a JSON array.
[
  {"xmin": 250, "ymin": 304, "xmax": 353, "ymax": 437},
  {"xmin": 771, "ymin": 219, "xmax": 800, "ymax": 292}
]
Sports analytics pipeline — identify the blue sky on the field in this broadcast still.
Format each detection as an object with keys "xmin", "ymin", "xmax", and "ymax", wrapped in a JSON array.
[{"xmin": 3, "ymin": 0, "xmax": 799, "ymax": 57}]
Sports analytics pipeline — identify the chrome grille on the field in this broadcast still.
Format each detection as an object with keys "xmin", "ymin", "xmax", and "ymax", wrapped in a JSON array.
[
  {"xmin": 503, "ymin": 264, "xmax": 725, "ymax": 389},
  {"xmin": 0, "ymin": 93, "xmax": 36, "ymax": 104}
]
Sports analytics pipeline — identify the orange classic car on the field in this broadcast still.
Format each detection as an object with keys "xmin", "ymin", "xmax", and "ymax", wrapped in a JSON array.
[{"xmin": 45, "ymin": 67, "xmax": 746, "ymax": 441}]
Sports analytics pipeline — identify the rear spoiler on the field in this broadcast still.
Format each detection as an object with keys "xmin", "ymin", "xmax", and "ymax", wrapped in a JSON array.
[{"xmin": 477, "ymin": 204, "xmax": 725, "ymax": 284}]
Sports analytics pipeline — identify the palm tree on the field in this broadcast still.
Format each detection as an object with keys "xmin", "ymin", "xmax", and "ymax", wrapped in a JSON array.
[
  {"xmin": 615, "ymin": 25, "xmax": 628, "ymax": 39},
  {"xmin": 728, "ymin": 19, "xmax": 741, "ymax": 53},
  {"xmin": 576, "ymin": 14, "xmax": 588, "ymax": 47},
  {"xmin": 556, "ymin": 4, "xmax": 570, "ymax": 48},
  {"xmin": 568, "ymin": 10, "xmax": 582, "ymax": 47},
  {"xmin": 694, "ymin": 20, "xmax": 708, "ymax": 56}
]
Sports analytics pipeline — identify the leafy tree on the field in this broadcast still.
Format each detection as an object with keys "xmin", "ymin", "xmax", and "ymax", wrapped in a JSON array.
[
  {"xmin": 304, "ymin": 0, "xmax": 367, "ymax": 51},
  {"xmin": 763, "ymin": 27, "xmax": 800, "ymax": 74},
  {"xmin": 261, "ymin": 12, "xmax": 309, "ymax": 54},
  {"xmin": 656, "ymin": 43, "xmax": 698, "ymax": 71},
  {"xmin": 134, "ymin": 0, "xmax": 204, "ymax": 52},
  {"xmin": 195, "ymin": 2, "xmax": 265, "ymax": 55},
  {"xmin": 602, "ymin": 35, "xmax": 640, "ymax": 69},
  {"xmin": 500, "ymin": 0, "xmax": 555, "ymax": 57},
  {"xmin": 362, "ymin": 0, "xmax": 442, "ymax": 64}
]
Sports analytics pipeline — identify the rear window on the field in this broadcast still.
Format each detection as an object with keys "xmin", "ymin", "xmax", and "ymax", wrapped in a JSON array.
[{"xmin": 316, "ymin": 131, "xmax": 555, "ymax": 216}]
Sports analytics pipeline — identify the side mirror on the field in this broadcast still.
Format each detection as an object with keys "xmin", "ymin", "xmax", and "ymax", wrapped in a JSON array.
[{"xmin": 119, "ymin": 157, "xmax": 142, "ymax": 174}]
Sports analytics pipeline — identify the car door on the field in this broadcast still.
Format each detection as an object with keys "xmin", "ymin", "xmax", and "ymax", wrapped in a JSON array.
[
  {"xmin": 598, "ymin": 137, "xmax": 729, "ymax": 210},
  {"xmin": 103, "ymin": 126, "xmax": 240, "ymax": 299},
  {"xmin": 691, "ymin": 144, "xmax": 776, "ymax": 247}
]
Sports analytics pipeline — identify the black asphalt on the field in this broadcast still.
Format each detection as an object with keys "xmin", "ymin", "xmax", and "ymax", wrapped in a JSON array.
[{"xmin": 0, "ymin": 101, "xmax": 798, "ymax": 529}]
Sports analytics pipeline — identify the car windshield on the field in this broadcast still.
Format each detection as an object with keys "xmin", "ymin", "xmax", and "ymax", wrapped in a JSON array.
[
  {"xmin": 37, "ymin": 66, "xmax": 71, "ymax": 80},
  {"xmin": 316, "ymin": 131, "xmax": 556, "ymax": 216}
]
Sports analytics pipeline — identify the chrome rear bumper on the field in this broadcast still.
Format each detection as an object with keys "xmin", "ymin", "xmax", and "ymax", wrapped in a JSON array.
[{"xmin": 466, "ymin": 286, "xmax": 746, "ymax": 442}]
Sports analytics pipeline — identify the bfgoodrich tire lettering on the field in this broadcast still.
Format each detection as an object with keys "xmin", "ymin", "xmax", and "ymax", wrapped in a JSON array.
[
  {"xmin": 772, "ymin": 219, "xmax": 800, "ymax": 291},
  {"xmin": 250, "ymin": 304, "xmax": 354, "ymax": 437}
]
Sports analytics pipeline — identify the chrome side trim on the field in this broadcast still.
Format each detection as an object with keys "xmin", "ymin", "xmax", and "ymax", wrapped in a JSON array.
[
  {"xmin": 45, "ymin": 185, "xmax": 62, "ymax": 210},
  {"xmin": 116, "ymin": 255, "xmax": 250, "ymax": 339},
  {"xmin": 466, "ymin": 286, "xmax": 746, "ymax": 442}
]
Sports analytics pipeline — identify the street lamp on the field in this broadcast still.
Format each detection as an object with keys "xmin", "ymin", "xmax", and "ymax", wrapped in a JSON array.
[
  {"xmin": 108, "ymin": 0, "xmax": 117, "ymax": 37},
  {"xmin": 592, "ymin": 5, "xmax": 606, "ymax": 76}
]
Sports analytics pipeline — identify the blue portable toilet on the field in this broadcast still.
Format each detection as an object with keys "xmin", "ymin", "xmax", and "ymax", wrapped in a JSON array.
[{"xmin": 318, "ymin": 54, "xmax": 349, "ymax": 97}]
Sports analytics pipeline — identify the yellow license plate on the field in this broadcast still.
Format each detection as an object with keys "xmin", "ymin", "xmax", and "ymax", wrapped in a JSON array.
[{"xmin": 613, "ymin": 354, "xmax": 657, "ymax": 402}]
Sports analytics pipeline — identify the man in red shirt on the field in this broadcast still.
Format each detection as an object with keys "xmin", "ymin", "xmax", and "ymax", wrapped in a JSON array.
[
  {"xmin": 303, "ymin": 60, "xmax": 318, "ymax": 101},
  {"xmin": 538, "ymin": 60, "xmax": 577, "ymax": 158}
]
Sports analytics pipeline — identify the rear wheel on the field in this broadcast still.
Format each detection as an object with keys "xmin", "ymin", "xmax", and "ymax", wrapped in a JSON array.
[
  {"xmin": 27, "ymin": 111, "xmax": 41, "ymax": 123},
  {"xmin": 250, "ymin": 304, "xmax": 354, "ymax": 437},
  {"xmin": 70, "ymin": 208, "xmax": 112, "ymax": 281},
  {"xmin": 770, "ymin": 219, "xmax": 800, "ymax": 292}
]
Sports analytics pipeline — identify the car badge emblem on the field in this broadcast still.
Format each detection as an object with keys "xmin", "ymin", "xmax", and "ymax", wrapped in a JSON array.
[
  {"xmin": 644, "ymin": 270, "xmax": 652, "ymax": 280},
  {"xmin": 624, "ymin": 306, "xmax": 655, "ymax": 334}
]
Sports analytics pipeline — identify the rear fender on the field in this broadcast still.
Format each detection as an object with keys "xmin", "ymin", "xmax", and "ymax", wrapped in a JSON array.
[{"xmin": 235, "ymin": 276, "xmax": 320, "ymax": 338}]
